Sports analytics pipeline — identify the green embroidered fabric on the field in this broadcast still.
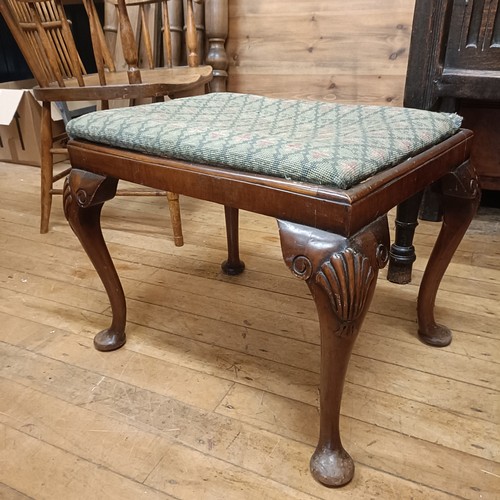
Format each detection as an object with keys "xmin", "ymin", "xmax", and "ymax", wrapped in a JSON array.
[{"xmin": 67, "ymin": 92, "xmax": 462, "ymax": 190}]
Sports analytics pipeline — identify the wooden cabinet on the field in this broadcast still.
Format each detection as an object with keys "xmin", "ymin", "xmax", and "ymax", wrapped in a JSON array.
[
  {"xmin": 460, "ymin": 104, "xmax": 500, "ymax": 190},
  {"xmin": 405, "ymin": 0, "xmax": 500, "ymax": 190}
]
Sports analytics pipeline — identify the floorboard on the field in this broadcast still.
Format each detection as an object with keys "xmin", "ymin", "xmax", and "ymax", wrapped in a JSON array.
[{"xmin": 0, "ymin": 162, "xmax": 499, "ymax": 499}]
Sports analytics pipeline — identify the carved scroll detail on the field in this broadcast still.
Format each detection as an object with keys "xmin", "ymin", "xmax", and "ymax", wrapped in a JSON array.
[
  {"xmin": 315, "ymin": 249, "xmax": 375, "ymax": 338},
  {"xmin": 376, "ymin": 243, "xmax": 389, "ymax": 269},
  {"xmin": 442, "ymin": 161, "xmax": 479, "ymax": 199},
  {"xmin": 291, "ymin": 255, "xmax": 313, "ymax": 280},
  {"xmin": 64, "ymin": 169, "xmax": 119, "ymax": 212}
]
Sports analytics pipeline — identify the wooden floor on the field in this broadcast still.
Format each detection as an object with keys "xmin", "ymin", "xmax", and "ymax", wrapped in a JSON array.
[{"xmin": 0, "ymin": 161, "xmax": 499, "ymax": 500}]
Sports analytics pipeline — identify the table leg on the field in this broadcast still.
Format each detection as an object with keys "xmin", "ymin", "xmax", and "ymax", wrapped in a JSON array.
[{"xmin": 278, "ymin": 216, "xmax": 390, "ymax": 486}]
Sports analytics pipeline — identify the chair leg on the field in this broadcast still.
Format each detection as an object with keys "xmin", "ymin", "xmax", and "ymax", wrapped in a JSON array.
[
  {"xmin": 63, "ymin": 169, "xmax": 126, "ymax": 352},
  {"xmin": 221, "ymin": 205, "xmax": 245, "ymax": 275},
  {"xmin": 166, "ymin": 191, "xmax": 184, "ymax": 247},
  {"xmin": 418, "ymin": 161, "xmax": 480, "ymax": 347},
  {"xmin": 40, "ymin": 101, "xmax": 53, "ymax": 234},
  {"xmin": 278, "ymin": 216, "xmax": 390, "ymax": 486},
  {"xmin": 419, "ymin": 184, "xmax": 444, "ymax": 221},
  {"xmin": 387, "ymin": 191, "xmax": 424, "ymax": 284}
]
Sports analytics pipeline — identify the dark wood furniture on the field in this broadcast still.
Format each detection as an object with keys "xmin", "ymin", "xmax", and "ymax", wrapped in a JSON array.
[
  {"xmin": 63, "ymin": 101, "xmax": 479, "ymax": 487},
  {"xmin": 0, "ymin": 0, "xmax": 229, "ymax": 240},
  {"xmin": 388, "ymin": 0, "xmax": 500, "ymax": 283}
]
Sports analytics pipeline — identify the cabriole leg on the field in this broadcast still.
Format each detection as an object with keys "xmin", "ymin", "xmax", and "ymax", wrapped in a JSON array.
[
  {"xmin": 278, "ymin": 216, "xmax": 390, "ymax": 486},
  {"xmin": 418, "ymin": 161, "xmax": 480, "ymax": 347},
  {"xmin": 63, "ymin": 169, "xmax": 126, "ymax": 351},
  {"xmin": 221, "ymin": 206, "xmax": 245, "ymax": 275}
]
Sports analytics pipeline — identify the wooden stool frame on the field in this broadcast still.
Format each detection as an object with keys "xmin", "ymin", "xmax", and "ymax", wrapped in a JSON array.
[{"xmin": 64, "ymin": 129, "xmax": 479, "ymax": 487}]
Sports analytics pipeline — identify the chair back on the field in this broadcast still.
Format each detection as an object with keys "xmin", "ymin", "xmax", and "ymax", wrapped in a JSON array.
[
  {"xmin": 106, "ymin": 0, "xmax": 204, "ymax": 71},
  {"xmin": 0, "ymin": 0, "xmax": 202, "ymax": 88},
  {"xmin": 1, "ymin": 0, "xmax": 92, "ymax": 87}
]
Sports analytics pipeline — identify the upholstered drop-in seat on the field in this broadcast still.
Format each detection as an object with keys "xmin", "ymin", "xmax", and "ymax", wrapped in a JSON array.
[
  {"xmin": 67, "ymin": 92, "xmax": 462, "ymax": 189},
  {"xmin": 63, "ymin": 92, "xmax": 479, "ymax": 488}
]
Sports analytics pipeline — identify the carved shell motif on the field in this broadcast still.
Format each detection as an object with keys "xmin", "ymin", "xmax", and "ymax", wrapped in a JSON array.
[{"xmin": 315, "ymin": 248, "xmax": 375, "ymax": 338}]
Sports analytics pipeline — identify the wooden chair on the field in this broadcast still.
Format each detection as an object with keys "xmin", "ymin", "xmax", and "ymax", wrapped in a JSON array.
[
  {"xmin": 0, "ymin": 0, "xmax": 214, "ymax": 243},
  {"xmin": 387, "ymin": 0, "xmax": 500, "ymax": 284},
  {"xmin": 62, "ymin": 92, "xmax": 479, "ymax": 487}
]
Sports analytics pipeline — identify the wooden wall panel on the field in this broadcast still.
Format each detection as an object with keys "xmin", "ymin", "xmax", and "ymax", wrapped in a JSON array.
[{"xmin": 226, "ymin": 0, "xmax": 416, "ymax": 105}]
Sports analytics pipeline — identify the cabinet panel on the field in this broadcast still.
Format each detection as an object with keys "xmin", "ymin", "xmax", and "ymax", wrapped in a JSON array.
[{"xmin": 445, "ymin": 0, "xmax": 500, "ymax": 71}]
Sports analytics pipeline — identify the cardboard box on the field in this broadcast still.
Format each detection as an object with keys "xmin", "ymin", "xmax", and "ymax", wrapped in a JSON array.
[{"xmin": 0, "ymin": 79, "xmax": 67, "ymax": 166}]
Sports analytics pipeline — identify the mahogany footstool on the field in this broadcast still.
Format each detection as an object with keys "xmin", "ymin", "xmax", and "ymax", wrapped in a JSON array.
[{"xmin": 63, "ymin": 93, "xmax": 479, "ymax": 487}]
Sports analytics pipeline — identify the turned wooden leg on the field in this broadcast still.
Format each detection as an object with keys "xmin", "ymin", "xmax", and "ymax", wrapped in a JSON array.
[
  {"xmin": 205, "ymin": 0, "xmax": 228, "ymax": 92},
  {"xmin": 387, "ymin": 191, "xmax": 424, "ymax": 284},
  {"xmin": 40, "ymin": 101, "xmax": 53, "ymax": 234},
  {"xmin": 63, "ymin": 169, "xmax": 127, "ymax": 352},
  {"xmin": 418, "ymin": 161, "xmax": 480, "ymax": 347},
  {"xmin": 279, "ymin": 216, "xmax": 390, "ymax": 486},
  {"xmin": 167, "ymin": 191, "xmax": 184, "ymax": 247},
  {"xmin": 221, "ymin": 206, "xmax": 245, "ymax": 275},
  {"xmin": 419, "ymin": 184, "xmax": 444, "ymax": 221}
]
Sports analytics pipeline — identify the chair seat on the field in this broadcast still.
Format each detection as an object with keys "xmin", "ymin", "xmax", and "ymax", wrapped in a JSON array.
[{"xmin": 67, "ymin": 92, "xmax": 462, "ymax": 190}]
